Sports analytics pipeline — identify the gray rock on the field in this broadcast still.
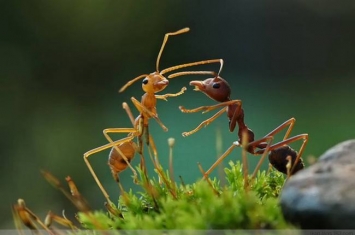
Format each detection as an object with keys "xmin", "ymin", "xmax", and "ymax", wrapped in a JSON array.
[{"xmin": 280, "ymin": 139, "xmax": 355, "ymax": 229}]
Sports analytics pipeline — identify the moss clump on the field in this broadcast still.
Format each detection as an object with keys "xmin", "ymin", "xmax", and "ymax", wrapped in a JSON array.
[{"xmin": 77, "ymin": 161, "xmax": 293, "ymax": 231}]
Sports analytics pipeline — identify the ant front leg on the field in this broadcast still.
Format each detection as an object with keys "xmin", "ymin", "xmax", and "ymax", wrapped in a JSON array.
[
  {"xmin": 179, "ymin": 100, "xmax": 242, "ymax": 137},
  {"xmin": 182, "ymin": 107, "xmax": 227, "ymax": 137},
  {"xmin": 180, "ymin": 100, "xmax": 239, "ymax": 114},
  {"xmin": 155, "ymin": 87, "xmax": 187, "ymax": 101},
  {"xmin": 130, "ymin": 97, "xmax": 168, "ymax": 132}
]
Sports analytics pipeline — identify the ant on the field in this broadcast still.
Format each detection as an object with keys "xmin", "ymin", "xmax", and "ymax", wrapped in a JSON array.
[
  {"xmin": 168, "ymin": 60, "xmax": 308, "ymax": 179},
  {"xmin": 84, "ymin": 27, "xmax": 222, "ymax": 203}
]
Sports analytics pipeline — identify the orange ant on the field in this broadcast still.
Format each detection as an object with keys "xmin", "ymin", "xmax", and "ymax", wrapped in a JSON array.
[
  {"xmin": 168, "ymin": 60, "xmax": 308, "ymax": 179},
  {"xmin": 84, "ymin": 27, "xmax": 222, "ymax": 203}
]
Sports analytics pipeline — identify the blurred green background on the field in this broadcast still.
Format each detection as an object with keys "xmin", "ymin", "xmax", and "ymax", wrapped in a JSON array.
[{"xmin": 1, "ymin": 0, "xmax": 355, "ymax": 229}]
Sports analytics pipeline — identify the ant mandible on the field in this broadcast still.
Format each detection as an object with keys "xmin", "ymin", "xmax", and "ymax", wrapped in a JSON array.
[
  {"xmin": 168, "ymin": 60, "xmax": 308, "ymax": 179},
  {"xmin": 84, "ymin": 28, "xmax": 222, "ymax": 203}
]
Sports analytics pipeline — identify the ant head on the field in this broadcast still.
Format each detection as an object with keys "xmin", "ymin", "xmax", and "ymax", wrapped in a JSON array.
[
  {"xmin": 142, "ymin": 72, "xmax": 169, "ymax": 93},
  {"xmin": 190, "ymin": 76, "xmax": 231, "ymax": 102},
  {"xmin": 119, "ymin": 28, "xmax": 189, "ymax": 94}
]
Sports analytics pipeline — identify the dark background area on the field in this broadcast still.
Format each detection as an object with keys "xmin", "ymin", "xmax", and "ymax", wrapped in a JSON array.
[{"xmin": 1, "ymin": 0, "xmax": 355, "ymax": 228}]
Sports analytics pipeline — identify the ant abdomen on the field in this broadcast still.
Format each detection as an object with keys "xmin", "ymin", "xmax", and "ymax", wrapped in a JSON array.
[
  {"xmin": 268, "ymin": 145, "xmax": 304, "ymax": 175},
  {"xmin": 108, "ymin": 142, "xmax": 136, "ymax": 182}
]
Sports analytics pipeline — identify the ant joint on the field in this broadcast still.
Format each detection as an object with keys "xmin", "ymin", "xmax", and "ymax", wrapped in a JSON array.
[{"xmin": 233, "ymin": 141, "xmax": 241, "ymax": 146}]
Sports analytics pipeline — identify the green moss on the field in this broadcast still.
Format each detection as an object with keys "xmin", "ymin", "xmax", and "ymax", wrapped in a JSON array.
[{"xmin": 77, "ymin": 161, "xmax": 294, "ymax": 231}]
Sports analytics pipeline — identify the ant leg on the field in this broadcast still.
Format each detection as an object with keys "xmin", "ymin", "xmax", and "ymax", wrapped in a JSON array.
[
  {"xmin": 155, "ymin": 87, "xmax": 187, "ymax": 101},
  {"xmin": 147, "ymin": 134, "xmax": 165, "ymax": 184},
  {"xmin": 182, "ymin": 107, "xmax": 227, "ymax": 137},
  {"xmin": 289, "ymin": 134, "xmax": 308, "ymax": 174},
  {"xmin": 248, "ymin": 136, "xmax": 274, "ymax": 180},
  {"xmin": 122, "ymin": 102, "xmax": 136, "ymax": 126},
  {"xmin": 179, "ymin": 100, "xmax": 242, "ymax": 136},
  {"xmin": 131, "ymin": 97, "xmax": 168, "ymax": 132},
  {"xmin": 123, "ymin": 101, "xmax": 145, "ymax": 155},
  {"xmin": 241, "ymin": 133, "xmax": 249, "ymax": 190},
  {"xmin": 180, "ymin": 100, "xmax": 241, "ymax": 114},
  {"xmin": 120, "ymin": 104, "xmax": 149, "ymax": 180},
  {"xmin": 83, "ymin": 130, "xmax": 137, "ymax": 203},
  {"xmin": 198, "ymin": 163, "xmax": 219, "ymax": 194},
  {"xmin": 147, "ymin": 134, "xmax": 159, "ymax": 165},
  {"xmin": 264, "ymin": 118, "xmax": 296, "ymax": 140},
  {"xmin": 255, "ymin": 134, "xmax": 309, "ymax": 176},
  {"xmin": 103, "ymin": 129, "xmax": 140, "ymax": 180},
  {"xmin": 203, "ymin": 142, "xmax": 239, "ymax": 179}
]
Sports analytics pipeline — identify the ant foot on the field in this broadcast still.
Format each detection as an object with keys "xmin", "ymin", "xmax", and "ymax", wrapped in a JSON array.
[
  {"xmin": 179, "ymin": 106, "xmax": 188, "ymax": 113},
  {"xmin": 182, "ymin": 132, "xmax": 190, "ymax": 137}
]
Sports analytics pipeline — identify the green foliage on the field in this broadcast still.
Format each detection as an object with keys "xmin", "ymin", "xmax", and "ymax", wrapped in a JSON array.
[{"xmin": 77, "ymin": 161, "xmax": 293, "ymax": 231}]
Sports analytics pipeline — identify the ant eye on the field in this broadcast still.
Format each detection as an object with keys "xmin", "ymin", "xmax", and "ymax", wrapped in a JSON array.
[
  {"xmin": 142, "ymin": 78, "xmax": 148, "ymax": 85},
  {"xmin": 212, "ymin": 83, "xmax": 220, "ymax": 89}
]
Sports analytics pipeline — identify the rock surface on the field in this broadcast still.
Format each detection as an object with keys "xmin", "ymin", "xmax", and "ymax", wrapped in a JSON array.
[{"xmin": 280, "ymin": 139, "xmax": 355, "ymax": 229}]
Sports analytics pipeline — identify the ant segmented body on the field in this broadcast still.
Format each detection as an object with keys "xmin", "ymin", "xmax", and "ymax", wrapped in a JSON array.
[
  {"xmin": 84, "ymin": 27, "xmax": 222, "ymax": 203},
  {"xmin": 169, "ymin": 61, "xmax": 308, "ymax": 179}
]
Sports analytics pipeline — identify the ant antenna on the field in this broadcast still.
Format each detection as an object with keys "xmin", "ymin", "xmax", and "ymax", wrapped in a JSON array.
[
  {"xmin": 119, "ymin": 28, "xmax": 190, "ymax": 93},
  {"xmin": 119, "ymin": 74, "xmax": 148, "ymax": 93},
  {"xmin": 167, "ymin": 59, "xmax": 224, "ymax": 79},
  {"xmin": 217, "ymin": 58, "xmax": 224, "ymax": 76},
  {"xmin": 156, "ymin": 27, "xmax": 190, "ymax": 72}
]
